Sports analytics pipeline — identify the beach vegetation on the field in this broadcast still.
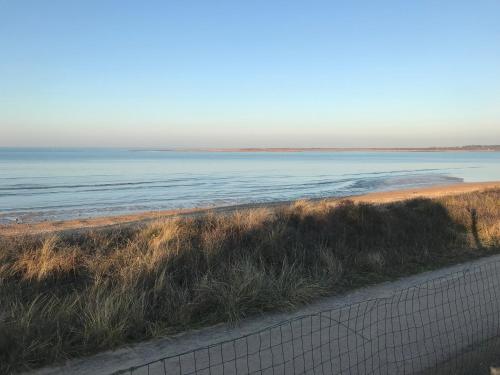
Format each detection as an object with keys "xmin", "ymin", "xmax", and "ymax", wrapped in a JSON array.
[{"xmin": 0, "ymin": 189, "xmax": 499, "ymax": 372}]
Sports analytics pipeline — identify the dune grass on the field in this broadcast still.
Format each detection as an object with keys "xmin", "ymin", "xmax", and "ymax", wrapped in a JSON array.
[{"xmin": 0, "ymin": 189, "xmax": 499, "ymax": 372}]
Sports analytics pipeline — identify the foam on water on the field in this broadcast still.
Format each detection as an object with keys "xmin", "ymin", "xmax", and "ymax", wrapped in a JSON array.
[{"xmin": 0, "ymin": 149, "xmax": 499, "ymax": 223}]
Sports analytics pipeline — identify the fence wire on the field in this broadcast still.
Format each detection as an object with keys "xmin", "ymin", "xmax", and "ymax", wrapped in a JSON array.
[{"xmin": 113, "ymin": 259, "xmax": 500, "ymax": 375}]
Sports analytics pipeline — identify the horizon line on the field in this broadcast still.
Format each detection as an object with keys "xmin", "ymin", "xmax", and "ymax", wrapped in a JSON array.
[{"xmin": 2, "ymin": 145, "xmax": 500, "ymax": 152}]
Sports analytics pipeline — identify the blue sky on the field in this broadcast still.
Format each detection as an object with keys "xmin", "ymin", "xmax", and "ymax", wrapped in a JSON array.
[{"xmin": 1, "ymin": 0, "xmax": 499, "ymax": 147}]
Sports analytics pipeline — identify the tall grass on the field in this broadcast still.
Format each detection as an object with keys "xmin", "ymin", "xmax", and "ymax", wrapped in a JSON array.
[{"xmin": 0, "ymin": 189, "xmax": 499, "ymax": 372}]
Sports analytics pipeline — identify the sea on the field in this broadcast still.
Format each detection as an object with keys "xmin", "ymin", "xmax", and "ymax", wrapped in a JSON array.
[{"xmin": 0, "ymin": 148, "xmax": 499, "ymax": 223}]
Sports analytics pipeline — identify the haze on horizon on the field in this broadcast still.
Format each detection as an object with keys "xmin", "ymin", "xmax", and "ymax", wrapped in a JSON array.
[{"xmin": 1, "ymin": 0, "xmax": 499, "ymax": 148}]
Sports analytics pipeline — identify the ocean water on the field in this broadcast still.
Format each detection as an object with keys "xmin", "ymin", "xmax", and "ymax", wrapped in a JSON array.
[{"xmin": 0, "ymin": 148, "xmax": 499, "ymax": 223}]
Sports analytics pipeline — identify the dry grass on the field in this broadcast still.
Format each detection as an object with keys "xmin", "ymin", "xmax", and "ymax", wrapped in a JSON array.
[{"xmin": 0, "ymin": 189, "xmax": 499, "ymax": 372}]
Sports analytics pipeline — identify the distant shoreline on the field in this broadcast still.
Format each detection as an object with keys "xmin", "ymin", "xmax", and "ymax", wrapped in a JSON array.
[
  {"xmin": 151, "ymin": 145, "xmax": 500, "ymax": 153},
  {"xmin": 2, "ymin": 146, "xmax": 499, "ymax": 152}
]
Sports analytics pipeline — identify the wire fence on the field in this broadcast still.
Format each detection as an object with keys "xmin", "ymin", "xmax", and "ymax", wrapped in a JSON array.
[{"xmin": 113, "ymin": 259, "xmax": 500, "ymax": 375}]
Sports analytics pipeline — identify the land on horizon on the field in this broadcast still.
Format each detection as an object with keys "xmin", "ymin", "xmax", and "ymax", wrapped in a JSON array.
[{"xmin": 153, "ymin": 145, "xmax": 500, "ymax": 152}]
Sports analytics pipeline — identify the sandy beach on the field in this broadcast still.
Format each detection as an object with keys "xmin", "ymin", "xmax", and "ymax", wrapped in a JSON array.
[{"xmin": 2, "ymin": 180, "xmax": 499, "ymax": 237}]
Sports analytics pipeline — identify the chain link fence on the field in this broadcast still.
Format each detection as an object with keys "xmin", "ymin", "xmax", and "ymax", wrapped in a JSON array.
[{"xmin": 113, "ymin": 259, "xmax": 500, "ymax": 375}]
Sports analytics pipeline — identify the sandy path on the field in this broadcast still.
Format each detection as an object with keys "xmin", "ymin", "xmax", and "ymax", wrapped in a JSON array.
[
  {"xmin": 28, "ymin": 253, "xmax": 500, "ymax": 375},
  {"xmin": 2, "ymin": 181, "xmax": 499, "ymax": 237}
]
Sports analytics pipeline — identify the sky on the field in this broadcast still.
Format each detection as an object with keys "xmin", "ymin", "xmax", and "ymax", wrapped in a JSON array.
[{"xmin": 1, "ymin": 0, "xmax": 499, "ymax": 148}]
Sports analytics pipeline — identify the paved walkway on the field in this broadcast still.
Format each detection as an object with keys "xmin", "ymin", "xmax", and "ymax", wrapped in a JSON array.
[{"xmin": 30, "ymin": 254, "xmax": 500, "ymax": 375}]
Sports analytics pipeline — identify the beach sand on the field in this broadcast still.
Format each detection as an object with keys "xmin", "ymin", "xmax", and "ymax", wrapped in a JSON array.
[{"xmin": 2, "ymin": 181, "xmax": 499, "ymax": 237}]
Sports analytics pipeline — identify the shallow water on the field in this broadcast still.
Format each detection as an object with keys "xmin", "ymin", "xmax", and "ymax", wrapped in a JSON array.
[{"xmin": 0, "ymin": 148, "xmax": 499, "ymax": 223}]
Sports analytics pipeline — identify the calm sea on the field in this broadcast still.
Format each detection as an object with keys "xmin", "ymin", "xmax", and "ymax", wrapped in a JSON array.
[{"xmin": 1, "ymin": 148, "xmax": 499, "ymax": 223}]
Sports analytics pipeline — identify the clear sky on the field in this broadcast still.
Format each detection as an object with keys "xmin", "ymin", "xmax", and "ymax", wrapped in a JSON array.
[{"xmin": 1, "ymin": 0, "xmax": 499, "ymax": 148}]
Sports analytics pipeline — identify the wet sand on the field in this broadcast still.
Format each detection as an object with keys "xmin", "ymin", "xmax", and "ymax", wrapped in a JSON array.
[{"xmin": 2, "ymin": 181, "xmax": 499, "ymax": 237}]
